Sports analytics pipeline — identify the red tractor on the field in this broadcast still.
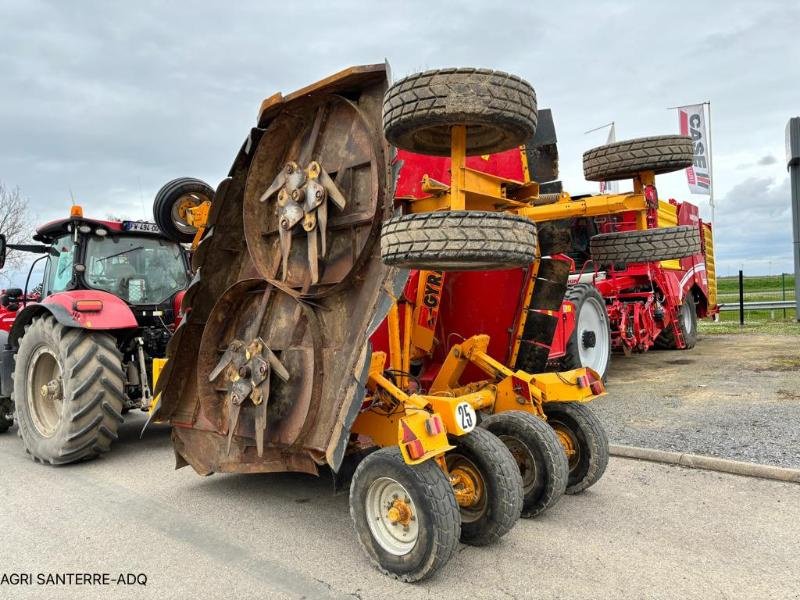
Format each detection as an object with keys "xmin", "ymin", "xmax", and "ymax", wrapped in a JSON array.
[{"xmin": 0, "ymin": 195, "xmax": 211, "ymax": 463}]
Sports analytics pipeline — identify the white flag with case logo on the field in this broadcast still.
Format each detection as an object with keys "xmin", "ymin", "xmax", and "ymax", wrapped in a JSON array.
[
  {"xmin": 679, "ymin": 105, "xmax": 712, "ymax": 195},
  {"xmin": 599, "ymin": 123, "xmax": 619, "ymax": 194}
]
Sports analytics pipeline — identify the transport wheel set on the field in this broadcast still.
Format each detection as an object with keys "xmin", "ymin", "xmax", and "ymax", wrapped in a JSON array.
[{"xmin": 344, "ymin": 68, "xmax": 609, "ymax": 581}]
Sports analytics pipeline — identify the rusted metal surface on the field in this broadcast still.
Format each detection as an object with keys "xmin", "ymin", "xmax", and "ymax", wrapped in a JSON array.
[{"xmin": 155, "ymin": 65, "xmax": 392, "ymax": 476}]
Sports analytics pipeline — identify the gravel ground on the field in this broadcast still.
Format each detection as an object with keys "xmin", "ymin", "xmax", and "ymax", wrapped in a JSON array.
[{"xmin": 592, "ymin": 333, "xmax": 800, "ymax": 468}]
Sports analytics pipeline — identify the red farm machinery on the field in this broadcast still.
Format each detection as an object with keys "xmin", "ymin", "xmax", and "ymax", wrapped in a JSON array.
[{"xmin": 393, "ymin": 120, "xmax": 718, "ymax": 381}]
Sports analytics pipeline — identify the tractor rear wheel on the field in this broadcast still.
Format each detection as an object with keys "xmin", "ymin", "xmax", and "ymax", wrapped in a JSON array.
[
  {"xmin": 350, "ymin": 446, "xmax": 460, "ymax": 582},
  {"xmin": 543, "ymin": 402, "xmax": 609, "ymax": 494},
  {"xmin": 480, "ymin": 410, "xmax": 568, "ymax": 518},
  {"xmin": 381, "ymin": 211, "xmax": 538, "ymax": 270},
  {"xmin": 561, "ymin": 284, "xmax": 612, "ymax": 380},
  {"xmin": 14, "ymin": 316, "xmax": 125, "ymax": 465},
  {"xmin": 446, "ymin": 427, "xmax": 523, "ymax": 545},
  {"xmin": 590, "ymin": 226, "xmax": 702, "ymax": 265},
  {"xmin": 583, "ymin": 135, "xmax": 694, "ymax": 182},
  {"xmin": 153, "ymin": 177, "xmax": 215, "ymax": 243},
  {"xmin": 383, "ymin": 68, "xmax": 537, "ymax": 156},
  {"xmin": 655, "ymin": 293, "xmax": 698, "ymax": 350}
]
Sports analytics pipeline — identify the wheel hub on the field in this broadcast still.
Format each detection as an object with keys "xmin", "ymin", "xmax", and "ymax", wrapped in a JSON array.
[
  {"xmin": 449, "ymin": 465, "xmax": 483, "ymax": 508},
  {"xmin": 553, "ymin": 424, "xmax": 580, "ymax": 470},
  {"xmin": 581, "ymin": 330, "xmax": 597, "ymax": 349},
  {"xmin": 27, "ymin": 346, "xmax": 63, "ymax": 438},
  {"xmin": 40, "ymin": 378, "xmax": 62, "ymax": 403},
  {"xmin": 365, "ymin": 477, "xmax": 419, "ymax": 556},
  {"xmin": 387, "ymin": 498, "xmax": 414, "ymax": 527}
]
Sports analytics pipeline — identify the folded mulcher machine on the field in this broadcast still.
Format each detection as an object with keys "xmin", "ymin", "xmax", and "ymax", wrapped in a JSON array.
[{"xmin": 153, "ymin": 64, "xmax": 608, "ymax": 581}]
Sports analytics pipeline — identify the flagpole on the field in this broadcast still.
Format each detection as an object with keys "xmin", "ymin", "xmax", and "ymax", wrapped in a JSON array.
[{"xmin": 704, "ymin": 101, "xmax": 716, "ymax": 224}]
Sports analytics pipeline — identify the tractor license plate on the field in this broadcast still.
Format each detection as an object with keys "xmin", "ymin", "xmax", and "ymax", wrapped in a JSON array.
[{"xmin": 123, "ymin": 220, "xmax": 161, "ymax": 233}]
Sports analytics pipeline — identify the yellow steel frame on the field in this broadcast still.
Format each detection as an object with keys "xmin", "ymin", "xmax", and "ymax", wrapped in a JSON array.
[
  {"xmin": 185, "ymin": 200, "xmax": 212, "ymax": 250},
  {"xmin": 403, "ymin": 122, "xmax": 659, "ymax": 232},
  {"xmin": 352, "ymin": 303, "xmax": 605, "ymax": 465}
]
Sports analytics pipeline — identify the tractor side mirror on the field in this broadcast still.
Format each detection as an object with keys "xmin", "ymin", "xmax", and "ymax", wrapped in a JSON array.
[{"xmin": 0, "ymin": 234, "xmax": 6, "ymax": 269}]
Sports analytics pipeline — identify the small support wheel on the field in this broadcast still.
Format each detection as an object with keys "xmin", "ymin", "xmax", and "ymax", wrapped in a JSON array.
[
  {"xmin": 381, "ymin": 211, "xmax": 538, "ymax": 271},
  {"xmin": 480, "ymin": 410, "xmax": 568, "ymax": 518},
  {"xmin": 446, "ymin": 427, "xmax": 523, "ymax": 545},
  {"xmin": 153, "ymin": 177, "xmax": 215, "ymax": 243},
  {"xmin": 543, "ymin": 402, "xmax": 609, "ymax": 494},
  {"xmin": 583, "ymin": 135, "xmax": 694, "ymax": 181},
  {"xmin": 383, "ymin": 68, "xmax": 538, "ymax": 156},
  {"xmin": 349, "ymin": 447, "xmax": 460, "ymax": 582}
]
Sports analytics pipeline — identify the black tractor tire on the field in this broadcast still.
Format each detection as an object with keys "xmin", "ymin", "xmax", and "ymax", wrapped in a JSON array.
[
  {"xmin": 383, "ymin": 68, "xmax": 537, "ymax": 156},
  {"xmin": 153, "ymin": 177, "xmax": 215, "ymax": 243},
  {"xmin": 590, "ymin": 226, "xmax": 701, "ymax": 265},
  {"xmin": 543, "ymin": 402, "xmax": 609, "ymax": 494},
  {"xmin": 349, "ymin": 446, "xmax": 460, "ymax": 582},
  {"xmin": 0, "ymin": 396, "xmax": 12, "ymax": 433},
  {"xmin": 14, "ymin": 316, "xmax": 125, "ymax": 465},
  {"xmin": 655, "ymin": 293, "xmax": 698, "ymax": 350},
  {"xmin": 583, "ymin": 135, "xmax": 694, "ymax": 182},
  {"xmin": 381, "ymin": 211, "xmax": 538, "ymax": 271},
  {"xmin": 446, "ymin": 427, "xmax": 523, "ymax": 546},
  {"xmin": 561, "ymin": 284, "xmax": 612, "ymax": 380},
  {"xmin": 480, "ymin": 410, "xmax": 568, "ymax": 518}
]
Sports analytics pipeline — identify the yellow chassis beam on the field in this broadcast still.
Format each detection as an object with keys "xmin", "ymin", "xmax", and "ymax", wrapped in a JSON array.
[{"xmin": 402, "ymin": 124, "xmax": 657, "ymax": 231}]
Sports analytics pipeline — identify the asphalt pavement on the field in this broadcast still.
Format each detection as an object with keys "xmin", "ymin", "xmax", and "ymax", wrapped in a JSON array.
[{"xmin": 1, "ymin": 415, "xmax": 798, "ymax": 599}]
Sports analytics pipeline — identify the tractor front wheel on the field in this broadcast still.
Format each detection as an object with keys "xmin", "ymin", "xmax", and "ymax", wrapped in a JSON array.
[
  {"xmin": 446, "ymin": 427, "xmax": 523, "ymax": 545},
  {"xmin": 543, "ymin": 402, "xmax": 609, "ymax": 494},
  {"xmin": 349, "ymin": 447, "xmax": 460, "ymax": 582},
  {"xmin": 14, "ymin": 316, "xmax": 125, "ymax": 465},
  {"xmin": 480, "ymin": 410, "xmax": 568, "ymax": 518},
  {"xmin": 381, "ymin": 211, "xmax": 538, "ymax": 271}
]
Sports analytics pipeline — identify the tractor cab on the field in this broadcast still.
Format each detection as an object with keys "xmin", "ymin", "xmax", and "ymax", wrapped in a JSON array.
[{"xmin": 32, "ymin": 206, "xmax": 190, "ymax": 313}]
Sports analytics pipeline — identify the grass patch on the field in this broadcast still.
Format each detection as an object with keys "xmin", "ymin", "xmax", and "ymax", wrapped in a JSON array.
[
  {"xmin": 699, "ymin": 320, "xmax": 800, "ymax": 335},
  {"xmin": 717, "ymin": 273, "xmax": 795, "ymax": 293}
]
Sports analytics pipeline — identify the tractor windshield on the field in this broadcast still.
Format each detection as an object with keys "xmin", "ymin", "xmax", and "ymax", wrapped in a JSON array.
[{"xmin": 84, "ymin": 235, "xmax": 189, "ymax": 304}]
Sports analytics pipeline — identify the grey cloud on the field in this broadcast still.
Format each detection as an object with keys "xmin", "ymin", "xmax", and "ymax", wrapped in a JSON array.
[
  {"xmin": 0, "ymin": 0, "xmax": 798, "ymax": 281},
  {"xmin": 757, "ymin": 155, "xmax": 778, "ymax": 166}
]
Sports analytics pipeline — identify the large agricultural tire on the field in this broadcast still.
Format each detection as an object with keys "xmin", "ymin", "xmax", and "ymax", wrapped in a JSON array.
[
  {"xmin": 13, "ymin": 316, "xmax": 125, "ymax": 465},
  {"xmin": 480, "ymin": 410, "xmax": 568, "ymax": 519},
  {"xmin": 381, "ymin": 211, "xmax": 538, "ymax": 271},
  {"xmin": 583, "ymin": 135, "xmax": 694, "ymax": 182},
  {"xmin": 383, "ymin": 68, "xmax": 537, "ymax": 156},
  {"xmin": 561, "ymin": 284, "xmax": 612, "ymax": 380},
  {"xmin": 543, "ymin": 402, "xmax": 609, "ymax": 494},
  {"xmin": 446, "ymin": 427, "xmax": 523, "ymax": 546},
  {"xmin": 655, "ymin": 293, "xmax": 698, "ymax": 350},
  {"xmin": 349, "ymin": 446, "xmax": 460, "ymax": 582},
  {"xmin": 590, "ymin": 226, "xmax": 701, "ymax": 265},
  {"xmin": 153, "ymin": 177, "xmax": 215, "ymax": 243}
]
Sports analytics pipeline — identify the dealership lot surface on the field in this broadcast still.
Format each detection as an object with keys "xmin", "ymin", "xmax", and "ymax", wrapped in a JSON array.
[{"xmin": 1, "ymin": 334, "xmax": 798, "ymax": 600}]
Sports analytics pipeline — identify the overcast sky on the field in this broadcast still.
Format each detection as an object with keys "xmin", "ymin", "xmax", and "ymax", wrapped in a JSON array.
[{"xmin": 1, "ymin": 0, "xmax": 798, "ymax": 283}]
